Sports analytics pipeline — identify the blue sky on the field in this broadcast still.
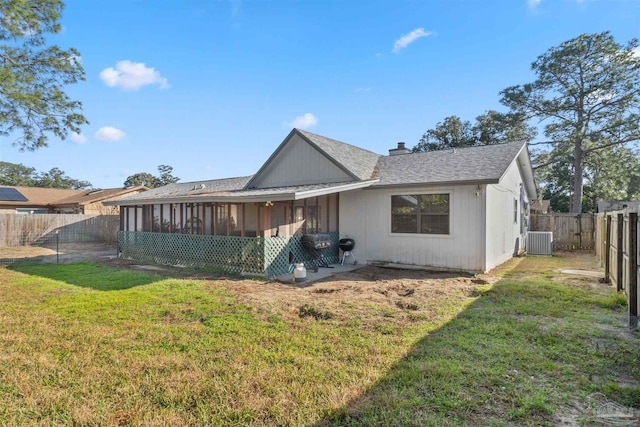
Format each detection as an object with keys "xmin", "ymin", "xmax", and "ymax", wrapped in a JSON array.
[{"xmin": 1, "ymin": 0, "xmax": 639, "ymax": 188}]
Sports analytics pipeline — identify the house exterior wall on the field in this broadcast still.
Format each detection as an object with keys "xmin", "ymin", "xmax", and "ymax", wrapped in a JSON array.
[
  {"xmin": 339, "ymin": 184, "xmax": 485, "ymax": 272},
  {"xmin": 484, "ymin": 160, "xmax": 531, "ymax": 271},
  {"xmin": 250, "ymin": 133, "xmax": 353, "ymax": 188}
]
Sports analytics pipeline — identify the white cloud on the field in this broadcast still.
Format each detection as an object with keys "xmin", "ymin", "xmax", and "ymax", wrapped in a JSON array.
[
  {"xmin": 632, "ymin": 47, "xmax": 640, "ymax": 58},
  {"xmin": 230, "ymin": 0, "xmax": 242, "ymax": 16},
  {"xmin": 70, "ymin": 132, "xmax": 87, "ymax": 143},
  {"xmin": 95, "ymin": 126, "xmax": 126, "ymax": 141},
  {"xmin": 287, "ymin": 113, "xmax": 318, "ymax": 130},
  {"xmin": 392, "ymin": 28, "xmax": 432, "ymax": 53},
  {"xmin": 99, "ymin": 60, "xmax": 169, "ymax": 91},
  {"xmin": 527, "ymin": 0, "xmax": 542, "ymax": 10}
]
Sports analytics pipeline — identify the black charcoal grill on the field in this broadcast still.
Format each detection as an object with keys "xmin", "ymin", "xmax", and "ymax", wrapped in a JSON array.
[
  {"xmin": 339, "ymin": 238, "xmax": 357, "ymax": 265},
  {"xmin": 301, "ymin": 234, "xmax": 333, "ymax": 271}
]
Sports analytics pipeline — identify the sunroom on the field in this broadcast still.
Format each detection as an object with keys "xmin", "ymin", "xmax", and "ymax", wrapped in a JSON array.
[{"xmin": 111, "ymin": 179, "xmax": 375, "ymax": 276}]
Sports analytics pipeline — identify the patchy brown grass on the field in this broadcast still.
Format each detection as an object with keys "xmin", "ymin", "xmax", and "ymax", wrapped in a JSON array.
[{"xmin": 0, "ymin": 252, "xmax": 637, "ymax": 426}]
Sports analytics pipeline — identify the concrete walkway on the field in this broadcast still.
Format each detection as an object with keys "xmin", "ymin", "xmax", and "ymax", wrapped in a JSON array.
[{"xmin": 275, "ymin": 262, "xmax": 365, "ymax": 284}]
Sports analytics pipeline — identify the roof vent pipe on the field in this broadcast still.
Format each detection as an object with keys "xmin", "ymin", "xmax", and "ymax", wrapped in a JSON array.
[{"xmin": 389, "ymin": 141, "xmax": 412, "ymax": 156}]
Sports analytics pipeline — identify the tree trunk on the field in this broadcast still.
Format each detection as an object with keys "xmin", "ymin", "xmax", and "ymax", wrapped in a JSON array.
[{"xmin": 572, "ymin": 142, "xmax": 584, "ymax": 213}]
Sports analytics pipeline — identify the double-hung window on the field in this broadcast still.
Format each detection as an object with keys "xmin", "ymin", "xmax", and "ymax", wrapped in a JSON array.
[{"xmin": 391, "ymin": 194, "xmax": 450, "ymax": 234}]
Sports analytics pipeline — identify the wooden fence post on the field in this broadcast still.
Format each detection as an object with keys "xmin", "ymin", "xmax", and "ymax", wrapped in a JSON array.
[
  {"xmin": 617, "ymin": 213, "xmax": 624, "ymax": 292},
  {"xmin": 604, "ymin": 214, "xmax": 611, "ymax": 283},
  {"xmin": 629, "ymin": 212, "xmax": 638, "ymax": 329}
]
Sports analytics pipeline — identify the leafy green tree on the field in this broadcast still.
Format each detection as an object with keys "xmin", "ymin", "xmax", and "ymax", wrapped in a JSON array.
[
  {"xmin": 124, "ymin": 165, "xmax": 179, "ymax": 188},
  {"xmin": 413, "ymin": 116, "xmax": 475, "ymax": 152},
  {"xmin": 1, "ymin": 0, "xmax": 88, "ymax": 151},
  {"xmin": 34, "ymin": 167, "xmax": 91, "ymax": 189},
  {"xmin": 0, "ymin": 161, "xmax": 36, "ymax": 186},
  {"xmin": 157, "ymin": 164, "xmax": 179, "ymax": 186},
  {"xmin": 473, "ymin": 110, "xmax": 537, "ymax": 146},
  {"xmin": 413, "ymin": 111, "xmax": 535, "ymax": 152},
  {"xmin": 501, "ymin": 32, "xmax": 640, "ymax": 213},
  {"xmin": 0, "ymin": 161, "xmax": 91, "ymax": 189}
]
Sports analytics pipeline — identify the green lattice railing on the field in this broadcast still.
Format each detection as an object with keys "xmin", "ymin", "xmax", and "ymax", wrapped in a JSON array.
[{"xmin": 118, "ymin": 231, "xmax": 340, "ymax": 277}]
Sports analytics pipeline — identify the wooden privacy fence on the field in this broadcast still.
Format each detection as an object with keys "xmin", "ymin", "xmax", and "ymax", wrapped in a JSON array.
[
  {"xmin": 0, "ymin": 214, "xmax": 120, "ymax": 247},
  {"xmin": 530, "ymin": 213, "xmax": 595, "ymax": 250},
  {"xmin": 595, "ymin": 211, "xmax": 639, "ymax": 329}
]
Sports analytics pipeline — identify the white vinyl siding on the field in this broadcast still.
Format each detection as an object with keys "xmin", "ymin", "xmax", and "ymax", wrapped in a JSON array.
[
  {"xmin": 340, "ymin": 185, "xmax": 485, "ymax": 272},
  {"xmin": 485, "ymin": 160, "xmax": 530, "ymax": 270}
]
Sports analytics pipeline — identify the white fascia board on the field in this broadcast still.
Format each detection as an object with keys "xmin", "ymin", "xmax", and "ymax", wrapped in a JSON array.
[{"xmin": 293, "ymin": 180, "xmax": 379, "ymax": 200}]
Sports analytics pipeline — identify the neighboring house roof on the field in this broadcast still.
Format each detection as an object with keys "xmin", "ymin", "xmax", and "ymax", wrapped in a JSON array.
[
  {"xmin": 107, "ymin": 130, "xmax": 537, "ymax": 205},
  {"xmin": 596, "ymin": 200, "xmax": 640, "ymax": 212},
  {"xmin": 54, "ymin": 186, "xmax": 147, "ymax": 207},
  {"xmin": 531, "ymin": 199, "xmax": 551, "ymax": 213},
  {"xmin": 0, "ymin": 186, "xmax": 84, "ymax": 208},
  {"xmin": 0, "ymin": 185, "xmax": 148, "ymax": 210}
]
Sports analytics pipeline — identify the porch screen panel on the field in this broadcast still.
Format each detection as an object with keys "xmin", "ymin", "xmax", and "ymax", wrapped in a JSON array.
[
  {"xmin": 328, "ymin": 193, "xmax": 338, "ymax": 232},
  {"xmin": 203, "ymin": 203, "xmax": 212, "ymax": 235},
  {"xmin": 161, "ymin": 204, "xmax": 171, "ymax": 232},
  {"xmin": 152, "ymin": 205, "xmax": 161, "ymax": 232},
  {"xmin": 244, "ymin": 204, "xmax": 257, "ymax": 237},
  {"xmin": 293, "ymin": 200, "xmax": 305, "ymax": 235},
  {"xmin": 215, "ymin": 204, "xmax": 228, "ymax": 235},
  {"xmin": 306, "ymin": 198, "xmax": 318, "ymax": 233},
  {"xmin": 230, "ymin": 204, "xmax": 243, "ymax": 236},
  {"xmin": 316, "ymin": 196, "xmax": 327, "ymax": 233}
]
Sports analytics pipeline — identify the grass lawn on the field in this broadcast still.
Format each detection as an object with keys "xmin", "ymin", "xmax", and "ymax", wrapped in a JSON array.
[{"xmin": 0, "ymin": 254, "xmax": 637, "ymax": 426}]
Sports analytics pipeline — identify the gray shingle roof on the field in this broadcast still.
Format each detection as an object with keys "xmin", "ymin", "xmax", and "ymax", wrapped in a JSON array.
[
  {"xmin": 113, "ymin": 176, "xmax": 253, "ymax": 203},
  {"xmin": 296, "ymin": 129, "xmax": 380, "ymax": 180},
  {"xmin": 374, "ymin": 141, "xmax": 527, "ymax": 186},
  {"xmin": 108, "ymin": 179, "xmax": 377, "ymax": 205},
  {"xmin": 109, "ymin": 133, "xmax": 532, "ymax": 205}
]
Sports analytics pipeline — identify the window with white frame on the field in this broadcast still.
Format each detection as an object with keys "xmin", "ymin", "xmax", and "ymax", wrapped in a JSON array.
[{"xmin": 391, "ymin": 193, "xmax": 449, "ymax": 234}]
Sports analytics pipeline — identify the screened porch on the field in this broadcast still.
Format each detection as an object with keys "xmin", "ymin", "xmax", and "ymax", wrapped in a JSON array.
[{"xmin": 117, "ymin": 193, "xmax": 341, "ymax": 277}]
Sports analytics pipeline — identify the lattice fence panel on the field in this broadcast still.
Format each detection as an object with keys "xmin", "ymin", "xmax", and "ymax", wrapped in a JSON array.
[
  {"xmin": 118, "ymin": 231, "xmax": 264, "ymax": 274},
  {"xmin": 264, "ymin": 232, "xmax": 340, "ymax": 277}
]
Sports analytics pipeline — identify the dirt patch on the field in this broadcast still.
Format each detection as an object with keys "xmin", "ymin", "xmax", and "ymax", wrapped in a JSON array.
[{"xmin": 217, "ymin": 266, "xmax": 499, "ymax": 327}]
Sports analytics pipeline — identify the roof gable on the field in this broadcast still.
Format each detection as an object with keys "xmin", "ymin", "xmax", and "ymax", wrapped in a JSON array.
[{"xmin": 245, "ymin": 129, "xmax": 380, "ymax": 189}]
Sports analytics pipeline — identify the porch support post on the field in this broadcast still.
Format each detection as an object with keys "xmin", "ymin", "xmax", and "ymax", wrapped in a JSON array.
[
  {"xmin": 303, "ymin": 198, "xmax": 307, "ymax": 234},
  {"xmin": 325, "ymin": 195, "xmax": 329, "ymax": 233},
  {"xmin": 336, "ymin": 192, "xmax": 340, "ymax": 233},
  {"xmin": 241, "ymin": 204, "xmax": 245, "ymax": 237},
  {"xmin": 256, "ymin": 204, "xmax": 261, "ymax": 237}
]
